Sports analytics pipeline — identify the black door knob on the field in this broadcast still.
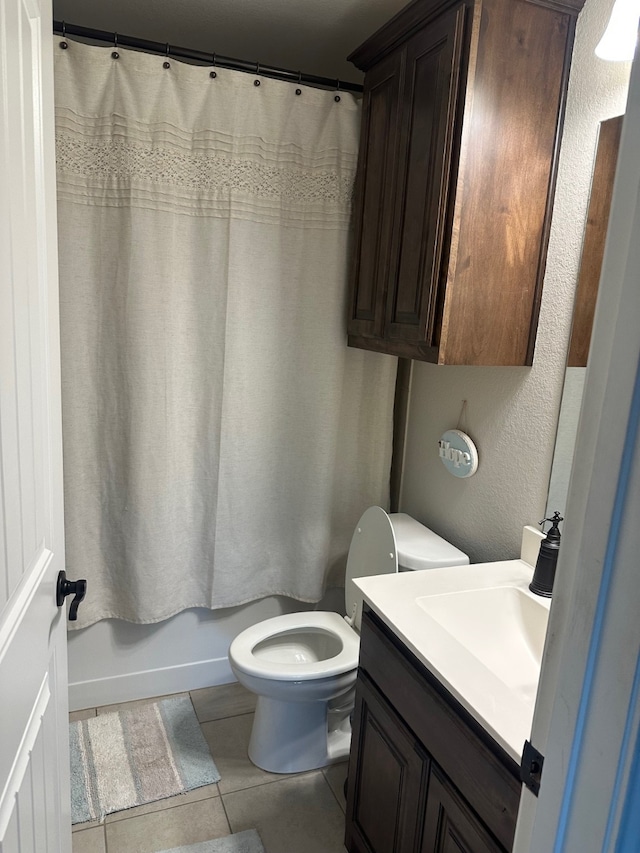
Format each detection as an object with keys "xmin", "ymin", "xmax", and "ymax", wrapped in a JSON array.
[{"xmin": 56, "ymin": 570, "xmax": 87, "ymax": 621}]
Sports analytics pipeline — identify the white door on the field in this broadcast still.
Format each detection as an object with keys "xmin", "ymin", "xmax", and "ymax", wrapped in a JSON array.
[{"xmin": 0, "ymin": 0, "xmax": 72, "ymax": 850}]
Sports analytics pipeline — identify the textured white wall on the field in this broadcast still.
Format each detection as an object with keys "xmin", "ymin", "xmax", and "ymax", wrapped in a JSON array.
[{"xmin": 399, "ymin": 0, "xmax": 630, "ymax": 564}]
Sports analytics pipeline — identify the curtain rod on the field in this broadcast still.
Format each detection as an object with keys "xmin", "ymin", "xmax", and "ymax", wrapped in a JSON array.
[{"xmin": 52, "ymin": 21, "xmax": 364, "ymax": 95}]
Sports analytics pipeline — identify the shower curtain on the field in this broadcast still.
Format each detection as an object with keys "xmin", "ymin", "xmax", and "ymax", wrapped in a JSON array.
[{"xmin": 54, "ymin": 38, "xmax": 397, "ymax": 629}]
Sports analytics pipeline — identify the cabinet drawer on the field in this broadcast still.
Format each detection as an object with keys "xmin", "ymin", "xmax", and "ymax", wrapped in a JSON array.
[{"xmin": 359, "ymin": 607, "xmax": 520, "ymax": 851}]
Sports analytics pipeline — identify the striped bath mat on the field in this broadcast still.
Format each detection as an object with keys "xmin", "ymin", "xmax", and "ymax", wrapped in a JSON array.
[
  {"xmin": 70, "ymin": 695, "xmax": 220, "ymax": 824},
  {"xmin": 159, "ymin": 830, "xmax": 265, "ymax": 853}
]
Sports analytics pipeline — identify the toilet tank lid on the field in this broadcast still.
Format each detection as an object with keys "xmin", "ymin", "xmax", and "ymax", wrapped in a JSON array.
[{"xmin": 389, "ymin": 513, "xmax": 469, "ymax": 570}]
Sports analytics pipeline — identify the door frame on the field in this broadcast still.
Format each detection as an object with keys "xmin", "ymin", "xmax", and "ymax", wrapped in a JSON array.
[{"xmin": 514, "ymin": 37, "xmax": 640, "ymax": 853}]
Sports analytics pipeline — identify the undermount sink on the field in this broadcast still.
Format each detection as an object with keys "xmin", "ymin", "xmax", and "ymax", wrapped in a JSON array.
[{"xmin": 416, "ymin": 585, "xmax": 550, "ymax": 704}]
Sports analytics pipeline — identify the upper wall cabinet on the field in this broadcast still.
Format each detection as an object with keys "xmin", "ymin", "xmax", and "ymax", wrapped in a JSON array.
[{"xmin": 347, "ymin": 0, "xmax": 585, "ymax": 365}]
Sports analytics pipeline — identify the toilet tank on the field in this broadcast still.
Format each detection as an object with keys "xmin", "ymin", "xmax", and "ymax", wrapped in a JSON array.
[{"xmin": 389, "ymin": 513, "xmax": 469, "ymax": 570}]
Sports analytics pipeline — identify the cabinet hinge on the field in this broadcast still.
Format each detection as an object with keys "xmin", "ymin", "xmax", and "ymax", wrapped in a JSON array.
[{"xmin": 520, "ymin": 740, "xmax": 544, "ymax": 796}]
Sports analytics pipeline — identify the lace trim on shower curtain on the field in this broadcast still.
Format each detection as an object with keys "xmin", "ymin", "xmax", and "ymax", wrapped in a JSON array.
[{"xmin": 55, "ymin": 110, "xmax": 356, "ymax": 227}]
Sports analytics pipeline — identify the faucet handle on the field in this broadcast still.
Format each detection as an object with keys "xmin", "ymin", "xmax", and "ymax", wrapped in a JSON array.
[{"xmin": 539, "ymin": 512, "xmax": 563, "ymax": 537}]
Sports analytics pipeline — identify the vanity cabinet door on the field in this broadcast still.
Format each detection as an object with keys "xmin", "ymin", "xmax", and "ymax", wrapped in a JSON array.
[
  {"xmin": 421, "ymin": 767, "xmax": 507, "ymax": 853},
  {"xmin": 345, "ymin": 670, "xmax": 430, "ymax": 853}
]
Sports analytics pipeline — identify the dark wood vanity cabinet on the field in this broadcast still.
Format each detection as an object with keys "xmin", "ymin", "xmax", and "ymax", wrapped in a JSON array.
[
  {"xmin": 347, "ymin": 0, "xmax": 584, "ymax": 365},
  {"xmin": 345, "ymin": 608, "xmax": 521, "ymax": 853}
]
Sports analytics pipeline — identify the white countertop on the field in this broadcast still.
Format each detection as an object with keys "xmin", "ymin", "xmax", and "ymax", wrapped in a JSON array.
[{"xmin": 354, "ymin": 559, "xmax": 550, "ymax": 763}]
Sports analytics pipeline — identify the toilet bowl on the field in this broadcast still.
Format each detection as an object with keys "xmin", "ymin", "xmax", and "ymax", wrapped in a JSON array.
[{"xmin": 228, "ymin": 506, "xmax": 469, "ymax": 773}]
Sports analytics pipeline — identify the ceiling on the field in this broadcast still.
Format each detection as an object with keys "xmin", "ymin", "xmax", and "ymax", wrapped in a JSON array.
[{"xmin": 51, "ymin": 0, "xmax": 411, "ymax": 83}]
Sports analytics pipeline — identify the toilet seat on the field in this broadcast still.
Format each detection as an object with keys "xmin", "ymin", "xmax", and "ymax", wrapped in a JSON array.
[
  {"xmin": 229, "ymin": 610, "xmax": 360, "ymax": 682},
  {"xmin": 230, "ymin": 507, "xmax": 399, "ymax": 685}
]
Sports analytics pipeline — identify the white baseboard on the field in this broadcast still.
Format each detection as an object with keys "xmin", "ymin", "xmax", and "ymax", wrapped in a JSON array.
[{"xmin": 69, "ymin": 655, "xmax": 235, "ymax": 712}]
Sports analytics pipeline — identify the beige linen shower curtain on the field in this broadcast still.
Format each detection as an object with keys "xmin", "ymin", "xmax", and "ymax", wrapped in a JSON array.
[{"xmin": 54, "ymin": 38, "xmax": 396, "ymax": 629}]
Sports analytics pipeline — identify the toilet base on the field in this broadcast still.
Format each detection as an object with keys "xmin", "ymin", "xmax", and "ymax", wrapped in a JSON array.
[{"xmin": 248, "ymin": 694, "xmax": 352, "ymax": 774}]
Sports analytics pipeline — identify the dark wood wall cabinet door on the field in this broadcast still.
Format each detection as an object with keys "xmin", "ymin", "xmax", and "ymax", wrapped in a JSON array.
[
  {"xmin": 384, "ymin": 5, "xmax": 465, "ymax": 360},
  {"xmin": 347, "ymin": 0, "xmax": 585, "ymax": 365},
  {"xmin": 349, "ymin": 50, "xmax": 404, "ymax": 341}
]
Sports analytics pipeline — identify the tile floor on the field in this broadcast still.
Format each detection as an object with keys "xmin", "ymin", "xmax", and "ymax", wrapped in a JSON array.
[{"xmin": 70, "ymin": 683, "xmax": 349, "ymax": 853}]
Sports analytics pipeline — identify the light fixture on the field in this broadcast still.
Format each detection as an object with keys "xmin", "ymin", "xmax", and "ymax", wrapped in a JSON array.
[{"xmin": 595, "ymin": 0, "xmax": 640, "ymax": 61}]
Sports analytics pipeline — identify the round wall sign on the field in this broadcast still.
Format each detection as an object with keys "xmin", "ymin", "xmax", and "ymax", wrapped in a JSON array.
[{"xmin": 438, "ymin": 429, "xmax": 478, "ymax": 478}]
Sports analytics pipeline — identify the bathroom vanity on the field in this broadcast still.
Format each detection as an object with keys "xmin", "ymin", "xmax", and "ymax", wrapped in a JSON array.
[{"xmin": 344, "ymin": 559, "xmax": 549, "ymax": 853}]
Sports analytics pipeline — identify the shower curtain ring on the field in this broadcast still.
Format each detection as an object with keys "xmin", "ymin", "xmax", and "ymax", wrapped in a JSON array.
[
  {"xmin": 112, "ymin": 32, "xmax": 119, "ymax": 60},
  {"xmin": 295, "ymin": 71, "xmax": 302, "ymax": 96},
  {"xmin": 334, "ymin": 80, "xmax": 341, "ymax": 102},
  {"xmin": 210, "ymin": 52, "xmax": 217, "ymax": 78},
  {"xmin": 60, "ymin": 20, "xmax": 68, "ymax": 49},
  {"xmin": 163, "ymin": 43, "xmax": 171, "ymax": 69},
  {"xmin": 254, "ymin": 62, "xmax": 261, "ymax": 86}
]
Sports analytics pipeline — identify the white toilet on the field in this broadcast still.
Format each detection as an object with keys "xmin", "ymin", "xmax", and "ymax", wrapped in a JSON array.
[{"xmin": 228, "ymin": 506, "xmax": 469, "ymax": 773}]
